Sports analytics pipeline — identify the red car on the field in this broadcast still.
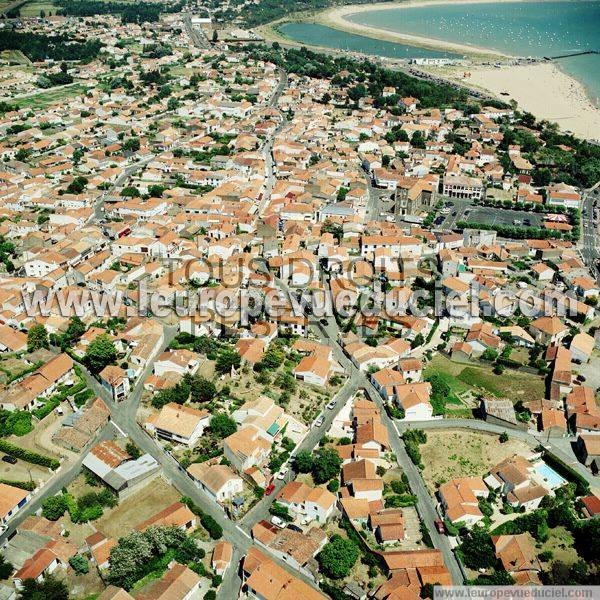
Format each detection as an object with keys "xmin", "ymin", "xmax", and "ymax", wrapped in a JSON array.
[
  {"xmin": 434, "ymin": 519, "xmax": 446, "ymax": 534},
  {"xmin": 265, "ymin": 482, "xmax": 276, "ymax": 496}
]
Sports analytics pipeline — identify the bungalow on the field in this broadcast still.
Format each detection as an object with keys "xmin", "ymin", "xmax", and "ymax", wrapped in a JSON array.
[
  {"xmin": 153, "ymin": 349, "xmax": 200, "ymax": 377},
  {"xmin": 529, "ymin": 316, "xmax": 568, "ymax": 346},
  {"xmin": 570, "ymin": 332, "xmax": 595, "ymax": 364},
  {"xmin": 0, "ymin": 353, "xmax": 74, "ymax": 411},
  {"xmin": 439, "ymin": 476, "xmax": 488, "ymax": 527},
  {"xmin": 13, "ymin": 548, "xmax": 65, "ymax": 590},
  {"xmin": 135, "ymin": 502, "xmax": 197, "ymax": 533},
  {"xmin": 135, "ymin": 562, "xmax": 201, "ymax": 600},
  {"xmin": 212, "ymin": 541, "xmax": 233, "ymax": 576},
  {"xmin": 487, "ymin": 455, "xmax": 549, "ymax": 510},
  {"xmin": 395, "ymin": 382, "xmax": 433, "ymax": 421},
  {"xmin": 0, "ymin": 325, "xmax": 27, "ymax": 353},
  {"xmin": 276, "ymin": 481, "xmax": 336, "ymax": 524},
  {"xmin": 186, "ymin": 461, "xmax": 243, "ymax": 503},
  {"xmin": 145, "ymin": 402, "xmax": 209, "ymax": 447},
  {"xmin": 223, "ymin": 425, "xmax": 271, "ymax": 473},
  {"xmin": 492, "ymin": 534, "xmax": 541, "ymax": 585},
  {"xmin": 0, "ymin": 483, "xmax": 31, "ymax": 529}
]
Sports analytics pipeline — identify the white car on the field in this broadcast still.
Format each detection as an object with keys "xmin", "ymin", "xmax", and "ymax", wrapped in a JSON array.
[
  {"xmin": 276, "ymin": 468, "xmax": 288, "ymax": 480},
  {"xmin": 326, "ymin": 400, "xmax": 337, "ymax": 410},
  {"xmin": 314, "ymin": 415, "xmax": 325, "ymax": 427},
  {"xmin": 271, "ymin": 516, "xmax": 286, "ymax": 528}
]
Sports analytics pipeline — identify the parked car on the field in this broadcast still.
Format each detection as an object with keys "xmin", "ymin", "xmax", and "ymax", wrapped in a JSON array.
[
  {"xmin": 314, "ymin": 415, "xmax": 325, "ymax": 427},
  {"xmin": 2, "ymin": 455, "xmax": 16, "ymax": 464},
  {"xmin": 276, "ymin": 468, "xmax": 288, "ymax": 480},
  {"xmin": 326, "ymin": 400, "xmax": 337, "ymax": 410},
  {"xmin": 435, "ymin": 519, "xmax": 446, "ymax": 534},
  {"xmin": 265, "ymin": 482, "xmax": 276, "ymax": 496},
  {"xmin": 287, "ymin": 524, "xmax": 303, "ymax": 533},
  {"xmin": 271, "ymin": 516, "xmax": 286, "ymax": 528}
]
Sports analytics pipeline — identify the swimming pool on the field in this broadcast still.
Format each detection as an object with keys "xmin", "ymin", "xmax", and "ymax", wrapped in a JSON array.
[{"xmin": 532, "ymin": 462, "xmax": 566, "ymax": 489}]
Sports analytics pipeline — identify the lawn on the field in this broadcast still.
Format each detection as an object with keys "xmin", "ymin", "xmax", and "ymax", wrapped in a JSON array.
[
  {"xmin": 539, "ymin": 526, "xmax": 579, "ymax": 567},
  {"xmin": 19, "ymin": 0, "xmax": 57, "ymax": 16},
  {"xmin": 13, "ymin": 83, "xmax": 86, "ymax": 110},
  {"xmin": 0, "ymin": 50, "xmax": 30, "ymax": 64},
  {"xmin": 425, "ymin": 354, "xmax": 546, "ymax": 402},
  {"xmin": 420, "ymin": 429, "xmax": 533, "ymax": 492}
]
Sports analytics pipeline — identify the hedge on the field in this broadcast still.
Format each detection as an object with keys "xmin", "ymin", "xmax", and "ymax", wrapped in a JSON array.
[
  {"xmin": 180, "ymin": 497, "xmax": 223, "ymax": 539},
  {"xmin": 0, "ymin": 439, "xmax": 59, "ymax": 469},
  {"xmin": 0, "ymin": 478, "xmax": 36, "ymax": 491},
  {"xmin": 542, "ymin": 451, "xmax": 590, "ymax": 496},
  {"xmin": 200, "ymin": 514, "xmax": 223, "ymax": 540}
]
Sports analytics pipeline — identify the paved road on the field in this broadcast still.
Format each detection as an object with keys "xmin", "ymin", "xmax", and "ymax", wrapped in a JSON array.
[
  {"xmin": 183, "ymin": 13, "xmax": 210, "ymax": 50},
  {"xmin": 257, "ymin": 68, "xmax": 288, "ymax": 218},
  {"xmin": 0, "ymin": 422, "xmax": 115, "ymax": 545},
  {"xmin": 275, "ymin": 278, "xmax": 465, "ymax": 585},
  {"xmin": 580, "ymin": 184, "xmax": 600, "ymax": 281},
  {"xmin": 239, "ymin": 376, "xmax": 359, "ymax": 529}
]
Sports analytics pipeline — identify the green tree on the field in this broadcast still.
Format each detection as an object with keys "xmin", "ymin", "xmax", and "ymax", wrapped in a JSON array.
[
  {"xmin": 317, "ymin": 535, "xmax": 359, "ymax": 579},
  {"xmin": 125, "ymin": 441, "xmax": 141, "ymax": 459},
  {"xmin": 215, "ymin": 349, "xmax": 240, "ymax": 374},
  {"xmin": 27, "ymin": 324, "xmax": 48, "ymax": 352},
  {"xmin": 209, "ymin": 413, "xmax": 237, "ymax": 439},
  {"xmin": 294, "ymin": 449, "xmax": 313, "ymax": 473},
  {"xmin": 0, "ymin": 553, "xmax": 13, "ymax": 579},
  {"xmin": 17, "ymin": 575, "xmax": 69, "ymax": 600},
  {"xmin": 312, "ymin": 447, "xmax": 342, "ymax": 484},
  {"xmin": 499, "ymin": 432, "xmax": 509, "ymax": 443},
  {"xmin": 458, "ymin": 528, "xmax": 496, "ymax": 570},
  {"xmin": 188, "ymin": 375, "xmax": 217, "ymax": 403},
  {"xmin": 84, "ymin": 334, "xmax": 117, "ymax": 374},
  {"xmin": 41, "ymin": 495, "xmax": 68, "ymax": 521}
]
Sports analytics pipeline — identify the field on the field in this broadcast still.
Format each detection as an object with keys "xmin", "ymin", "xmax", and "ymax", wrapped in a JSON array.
[
  {"xmin": 0, "ymin": 50, "xmax": 30, "ymax": 64},
  {"xmin": 420, "ymin": 429, "xmax": 533, "ymax": 492},
  {"xmin": 425, "ymin": 354, "xmax": 546, "ymax": 401},
  {"xmin": 12, "ymin": 83, "xmax": 86, "ymax": 109},
  {"xmin": 19, "ymin": 0, "xmax": 57, "ymax": 16}
]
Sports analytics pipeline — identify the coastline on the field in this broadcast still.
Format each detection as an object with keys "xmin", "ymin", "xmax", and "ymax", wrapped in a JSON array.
[
  {"xmin": 257, "ymin": 0, "xmax": 600, "ymax": 141},
  {"xmin": 310, "ymin": 0, "xmax": 527, "ymax": 59}
]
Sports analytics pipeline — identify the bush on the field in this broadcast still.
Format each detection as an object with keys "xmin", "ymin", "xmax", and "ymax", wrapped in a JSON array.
[
  {"xmin": 69, "ymin": 554, "xmax": 89, "ymax": 574},
  {"xmin": 200, "ymin": 514, "xmax": 223, "ymax": 539},
  {"xmin": 74, "ymin": 388, "xmax": 94, "ymax": 407},
  {"xmin": 327, "ymin": 479, "xmax": 340, "ymax": 493}
]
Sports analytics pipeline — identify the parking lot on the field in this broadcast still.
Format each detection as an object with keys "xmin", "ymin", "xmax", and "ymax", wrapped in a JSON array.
[
  {"xmin": 464, "ymin": 206, "xmax": 543, "ymax": 228},
  {"xmin": 438, "ymin": 200, "xmax": 544, "ymax": 230}
]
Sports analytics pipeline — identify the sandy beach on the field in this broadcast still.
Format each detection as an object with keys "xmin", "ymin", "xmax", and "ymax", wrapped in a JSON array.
[{"xmin": 450, "ymin": 62, "xmax": 600, "ymax": 140}]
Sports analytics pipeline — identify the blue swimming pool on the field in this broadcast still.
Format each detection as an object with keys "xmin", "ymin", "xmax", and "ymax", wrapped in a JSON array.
[{"xmin": 532, "ymin": 462, "xmax": 566, "ymax": 489}]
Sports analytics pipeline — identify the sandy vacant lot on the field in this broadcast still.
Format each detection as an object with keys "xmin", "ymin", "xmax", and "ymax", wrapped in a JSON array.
[
  {"xmin": 95, "ymin": 477, "xmax": 181, "ymax": 538},
  {"xmin": 421, "ymin": 429, "xmax": 532, "ymax": 492}
]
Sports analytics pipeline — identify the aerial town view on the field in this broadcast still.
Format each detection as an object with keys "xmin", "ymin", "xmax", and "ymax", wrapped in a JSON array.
[{"xmin": 0, "ymin": 0, "xmax": 597, "ymax": 598}]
